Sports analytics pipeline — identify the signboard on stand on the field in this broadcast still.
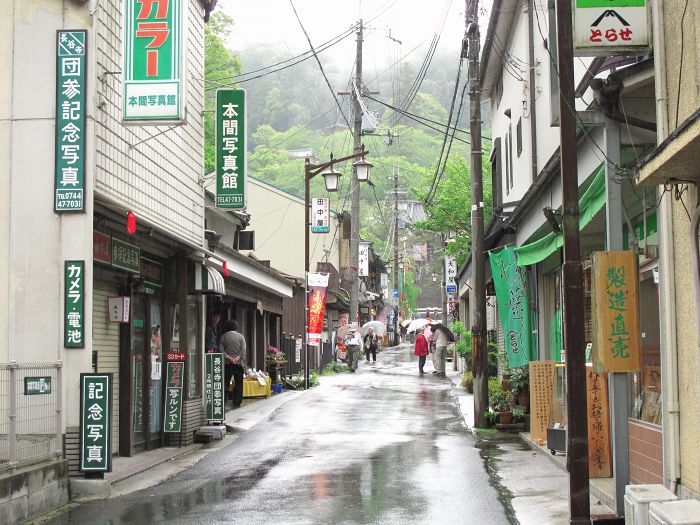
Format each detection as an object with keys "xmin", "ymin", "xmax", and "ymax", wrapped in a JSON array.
[
  {"xmin": 529, "ymin": 361, "xmax": 555, "ymax": 445},
  {"xmin": 164, "ymin": 362, "xmax": 184, "ymax": 433},
  {"xmin": 205, "ymin": 353, "xmax": 224, "ymax": 421},
  {"xmin": 80, "ymin": 373, "xmax": 112, "ymax": 473},
  {"xmin": 216, "ymin": 89, "xmax": 246, "ymax": 209}
]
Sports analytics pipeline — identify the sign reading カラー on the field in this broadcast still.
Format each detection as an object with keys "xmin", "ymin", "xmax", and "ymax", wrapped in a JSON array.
[
  {"xmin": 55, "ymin": 30, "xmax": 87, "ymax": 213},
  {"xmin": 123, "ymin": 0, "xmax": 183, "ymax": 121},
  {"xmin": 216, "ymin": 89, "xmax": 246, "ymax": 208},
  {"xmin": 574, "ymin": 0, "xmax": 649, "ymax": 55},
  {"xmin": 163, "ymin": 362, "xmax": 184, "ymax": 433},
  {"xmin": 80, "ymin": 374, "xmax": 112, "ymax": 473},
  {"xmin": 205, "ymin": 353, "xmax": 224, "ymax": 421},
  {"xmin": 64, "ymin": 260, "xmax": 85, "ymax": 348}
]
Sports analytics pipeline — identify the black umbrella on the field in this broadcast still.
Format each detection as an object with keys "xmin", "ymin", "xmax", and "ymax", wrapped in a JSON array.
[{"xmin": 430, "ymin": 324, "xmax": 456, "ymax": 343}]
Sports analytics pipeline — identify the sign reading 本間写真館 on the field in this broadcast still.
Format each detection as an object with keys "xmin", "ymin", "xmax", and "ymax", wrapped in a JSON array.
[
  {"xmin": 311, "ymin": 198, "xmax": 330, "ymax": 233},
  {"xmin": 64, "ymin": 260, "xmax": 85, "ymax": 348},
  {"xmin": 123, "ymin": 0, "xmax": 183, "ymax": 121},
  {"xmin": 205, "ymin": 353, "xmax": 224, "ymax": 421},
  {"xmin": 574, "ymin": 0, "xmax": 649, "ymax": 55},
  {"xmin": 80, "ymin": 373, "xmax": 112, "ymax": 473},
  {"xmin": 164, "ymin": 362, "xmax": 184, "ymax": 433},
  {"xmin": 216, "ymin": 89, "xmax": 246, "ymax": 209},
  {"xmin": 55, "ymin": 30, "xmax": 87, "ymax": 213}
]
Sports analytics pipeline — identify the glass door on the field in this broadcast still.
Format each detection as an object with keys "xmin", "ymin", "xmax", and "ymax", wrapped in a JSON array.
[
  {"xmin": 148, "ymin": 301, "xmax": 163, "ymax": 445},
  {"xmin": 130, "ymin": 295, "xmax": 146, "ymax": 452}
]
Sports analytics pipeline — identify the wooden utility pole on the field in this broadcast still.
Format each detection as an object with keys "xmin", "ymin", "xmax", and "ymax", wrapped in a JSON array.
[
  {"xmin": 394, "ymin": 167, "xmax": 400, "ymax": 344},
  {"xmin": 554, "ymin": 0, "xmax": 590, "ymax": 522},
  {"xmin": 467, "ymin": 0, "xmax": 487, "ymax": 428},
  {"xmin": 349, "ymin": 21, "xmax": 363, "ymax": 323}
]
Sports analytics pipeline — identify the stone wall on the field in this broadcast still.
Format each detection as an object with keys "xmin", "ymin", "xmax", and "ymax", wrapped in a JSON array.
[{"xmin": 0, "ymin": 460, "xmax": 69, "ymax": 524}]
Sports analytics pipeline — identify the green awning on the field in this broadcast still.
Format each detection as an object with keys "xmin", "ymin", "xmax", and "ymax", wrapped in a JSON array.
[{"xmin": 514, "ymin": 164, "xmax": 605, "ymax": 266}]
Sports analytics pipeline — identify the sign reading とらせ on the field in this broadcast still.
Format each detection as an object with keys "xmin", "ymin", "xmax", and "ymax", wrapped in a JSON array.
[
  {"xmin": 123, "ymin": 0, "xmax": 183, "ymax": 121},
  {"xmin": 574, "ymin": 0, "xmax": 649, "ymax": 55},
  {"xmin": 216, "ymin": 89, "xmax": 246, "ymax": 209},
  {"xmin": 80, "ymin": 373, "xmax": 112, "ymax": 473},
  {"xmin": 592, "ymin": 250, "xmax": 640, "ymax": 373}
]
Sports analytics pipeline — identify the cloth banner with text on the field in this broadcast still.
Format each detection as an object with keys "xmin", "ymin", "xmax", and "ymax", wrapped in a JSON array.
[
  {"xmin": 490, "ymin": 247, "xmax": 531, "ymax": 368},
  {"xmin": 307, "ymin": 273, "xmax": 329, "ymax": 346}
]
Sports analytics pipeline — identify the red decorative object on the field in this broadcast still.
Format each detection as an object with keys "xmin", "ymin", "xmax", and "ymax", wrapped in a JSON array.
[
  {"xmin": 222, "ymin": 260, "xmax": 229, "ymax": 277},
  {"xmin": 126, "ymin": 210, "xmax": 137, "ymax": 235}
]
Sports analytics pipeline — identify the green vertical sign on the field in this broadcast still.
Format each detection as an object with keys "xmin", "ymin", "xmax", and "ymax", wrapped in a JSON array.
[
  {"xmin": 164, "ymin": 362, "xmax": 184, "ymax": 433},
  {"xmin": 205, "ymin": 353, "xmax": 225, "ymax": 420},
  {"xmin": 216, "ymin": 89, "xmax": 246, "ymax": 209},
  {"xmin": 80, "ymin": 373, "xmax": 112, "ymax": 473},
  {"xmin": 64, "ymin": 260, "xmax": 85, "ymax": 348},
  {"xmin": 55, "ymin": 30, "xmax": 87, "ymax": 213},
  {"xmin": 489, "ymin": 247, "xmax": 531, "ymax": 368},
  {"xmin": 123, "ymin": 0, "xmax": 182, "ymax": 121}
]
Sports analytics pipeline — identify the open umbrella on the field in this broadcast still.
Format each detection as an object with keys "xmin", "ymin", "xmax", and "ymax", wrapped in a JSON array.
[
  {"xmin": 400, "ymin": 319, "xmax": 413, "ymax": 328},
  {"xmin": 406, "ymin": 318, "xmax": 431, "ymax": 333},
  {"xmin": 336, "ymin": 323, "xmax": 358, "ymax": 340},
  {"xmin": 362, "ymin": 321, "xmax": 386, "ymax": 337},
  {"xmin": 430, "ymin": 323, "xmax": 456, "ymax": 342}
]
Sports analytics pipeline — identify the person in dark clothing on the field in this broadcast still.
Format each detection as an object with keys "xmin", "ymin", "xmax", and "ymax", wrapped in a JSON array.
[
  {"xmin": 363, "ymin": 328, "xmax": 378, "ymax": 363},
  {"xmin": 205, "ymin": 311, "xmax": 221, "ymax": 353},
  {"xmin": 219, "ymin": 320, "xmax": 247, "ymax": 408}
]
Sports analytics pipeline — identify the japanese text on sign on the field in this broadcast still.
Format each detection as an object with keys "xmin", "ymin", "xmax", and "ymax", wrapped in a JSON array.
[
  {"xmin": 164, "ymin": 362, "xmax": 184, "ymax": 433},
  {"xmin": 445, "ymin": 255, "xmax": 457, "ymax": 292},
  {"xmin": 206, "ymin": 353, "xmax": 225, "ymax": 421},
  {"xmin": 586, "ymin": 368, "xmax": 612, "ymax": 477},
  {"xmin": 64, "ymin": 261, "xmax": 85, "ymax": 348},
  {"xmin": 80, "ymin": 374, "xmax": 111, "ymax": 472},
  {"xmin": 359, "ymin": 242, "xmax": 370, "ymax": 277},
  {"xmin": 574, "ymin": 0, "xmax": 649, "ymax": 54},
  {"xmin": 311, "ymin": 198, "xmax": 330, "ymax": 233},
  {"xmin": 55, "ymin": 30, "xmax": 86, "ymax": 212},
  {"xmin": 216, "ymin": 89, "xmax": 246, "ymax": 208}
]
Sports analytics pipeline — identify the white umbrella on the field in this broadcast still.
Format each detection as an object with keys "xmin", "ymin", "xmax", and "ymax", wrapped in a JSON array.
[
  {"xmin": 362, "ymin": 321, "xmax": 386, "ymax": 337},
  {"xmin": 400, "ymin": 319, "xmax": 413, "ymax": 328},
  {"xmin": 406, "ymin": 318, "xmax": 431, "ymax": 333},
  {"xmin": 336, "ymin": 323, "xmax": 358, "ymax": 340}
]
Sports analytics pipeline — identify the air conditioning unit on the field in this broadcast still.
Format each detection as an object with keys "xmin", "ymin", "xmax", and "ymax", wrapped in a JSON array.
[
  {"xmin": 624, "ymin": 485, "xmax": 677, "ymax": 525},
  {"xmin": 648, "ymin": 500, "xmax": 700, "ymax": 525}
]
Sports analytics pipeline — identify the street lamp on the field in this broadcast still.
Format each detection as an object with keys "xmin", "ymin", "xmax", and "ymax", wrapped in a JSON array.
[
  {"xmin": 353, "ymin": 157, "xmax": 373, "ymax": 183},
  {"xmin": 432, "ymin": 273, "xmax": 438, "ymax": 282},
  {"xmin": 304, "ymin": 147, "xmax": 370, "ymax": 389}
]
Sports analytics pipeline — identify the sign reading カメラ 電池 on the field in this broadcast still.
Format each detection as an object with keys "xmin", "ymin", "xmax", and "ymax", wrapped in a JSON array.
[{"xmin": 64, "ymin": 260, "xmax": 85, "ymax": 348}]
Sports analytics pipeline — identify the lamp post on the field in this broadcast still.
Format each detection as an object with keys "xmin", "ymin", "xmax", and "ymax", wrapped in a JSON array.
[{"xmin": 304, "ymin": 147, "xmax": 370, "ymax": 389}]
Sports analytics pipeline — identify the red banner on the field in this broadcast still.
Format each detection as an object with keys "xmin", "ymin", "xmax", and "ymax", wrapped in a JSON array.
[{"xmin": 307, "ymin": 273, "xmax": 329, "ymax": 345}]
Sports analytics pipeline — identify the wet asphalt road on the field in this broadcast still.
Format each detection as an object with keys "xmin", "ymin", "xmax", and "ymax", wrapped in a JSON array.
[{"xmin": 48, "ymin": 345, "xmax": 513, "ymax": 525}]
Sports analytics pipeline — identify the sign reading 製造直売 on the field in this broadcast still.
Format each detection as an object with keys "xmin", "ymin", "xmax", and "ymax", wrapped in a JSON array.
[
  {"xmin": 123, "ymin": 0, "xmax": 183, "ymax": 121},
  {"xmin": 80, "ymin": 373, "xmax": 112, "ymax": 473},
  {"xmin": 216, "ymin": 89, "xmax": 246, "ymax": 209},
  {"xmin": 55, "ymin": 30, "xmax": 87, "ymax": 213},
  {"xmin": 311, "ymin": 198, "xmax": 330, "ymax": 233},
  {"xmin": 164, "ymin": 362, "xmax": 184, "ymax": 433},
  {"xmin": 64, "ymin": 260, "xmax": 85, "ymax": 348},
  {"xmin": 574, "ymin": 0, "xmax": 649, "ymax": 55},
  {"xmin": 205, "ymin": 353, "xmax": 224, "ymax": 421}
]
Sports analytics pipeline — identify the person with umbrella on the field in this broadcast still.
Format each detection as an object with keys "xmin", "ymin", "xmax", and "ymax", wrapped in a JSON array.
[
  {"xmin": 414, "ymin": 326, "xmax": 429, "ymax": 374},
  {"xmin": 345, "ymin": 324, "xmax": 363, "ymax": 373},
  {"xmin": 430, "ymin": 323, "xmax": 455, "ymax": 377},
  {"xmin": 363, "ymin": 327, "xmax": 378, "ymax": 364}
]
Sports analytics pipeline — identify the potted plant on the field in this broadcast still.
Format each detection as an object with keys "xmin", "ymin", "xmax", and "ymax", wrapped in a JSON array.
[
  {"xmin": 488, "ymin": 377, "xmax": 515, "ymax": 424},
  {"xmin": 461, "ymin": 371, "xmax": 473, "ymax": 393},
  {"xmin": 484, "ymin": 410, "xmax": 498, "ymax": 427},
  {"xmin": 510, "ymin": 366, "xmax": 530, "ymax": 409},
  {"xmin": 512, "ymin": 406, "xmax": 525, "ymax": 423}
]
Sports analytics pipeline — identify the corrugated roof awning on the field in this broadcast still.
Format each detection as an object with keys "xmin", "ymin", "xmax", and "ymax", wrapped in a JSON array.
[{"xmin": 194, "ymin": 265, "xmax": 225, "ymax": 295}]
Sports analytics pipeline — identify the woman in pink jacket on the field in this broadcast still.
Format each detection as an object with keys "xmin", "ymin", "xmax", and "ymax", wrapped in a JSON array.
[{"xmin": 414, "ymin": 328, "xmax": 429, "ymax": 374}]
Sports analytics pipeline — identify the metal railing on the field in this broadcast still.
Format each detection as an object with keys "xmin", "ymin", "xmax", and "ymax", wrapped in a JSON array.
[{"xmin": 0, "ymin": 361, "xmax": 63, "ymax": 473}]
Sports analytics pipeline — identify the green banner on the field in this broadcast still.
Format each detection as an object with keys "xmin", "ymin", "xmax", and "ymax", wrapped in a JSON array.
[
  {"xmin": 111, "ymin": 238, "xmax": 140, "ymax": 273},
  {"xmin": 576, "ymin": 0, "xmax": 645, "ymax": 6},
  {"xmin": 489, "ymin": 247, "xmax": 531, "ymax": 368},
  {"xmin": 216, "ymin": 89, "xmax": 246, "ymax": 209},
  {"xmin": 164, "ymin": 362, "xmax": 184, "ymax": 433},
  {"xmin": 80, "ymin": 374, "xmax": 112, "ymax": 473},
  {"xmin": 55, "ymin": 30, "xmax": 86, "ymax": 212},
  {"xmin": 205, "ymin": 353, "xmax": 225, "ymax": 420},
  {"xmin": 64, "ymin": 260, "xmax": 85, "ymax": 348}
]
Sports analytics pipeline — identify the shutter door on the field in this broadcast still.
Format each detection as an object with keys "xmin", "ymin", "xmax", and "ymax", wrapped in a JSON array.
[{"xmin": 93, "ymin": 282, "xmax": 120, "ymax": 456}]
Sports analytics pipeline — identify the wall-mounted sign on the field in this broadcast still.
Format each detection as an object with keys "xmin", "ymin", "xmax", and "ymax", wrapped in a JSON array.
[
  {"xmin": 295, "ymin": 338, "xmax": 302, "ymax": 363},
  {"xmin": 24, "ymin": 377, "xmax": 52, "ymax": 395},
  {"xmin": 380, "ymin": 273, "xmax": 388, "ymax": 298},
  {"xmin": 55, "ymin": 30, "xmax": 87, "ymax": 213},
  {"xmin": 123, "ymin": 0, "xmax": 183, "ymax": 121},
  {"xmin": 164, "ymin": 362, "xmax": 184, "ymax": 433},
  {"xmin": 311, "ymin": 198, "xmax": 330, "ymax": 233},
  {"xmin": 111, "ymin": 238, "xmax": 140, "ymax": 273},
  {"xmin": 205, "ymin": 353, "xmax": 224, "ymax": 421},
  {"xmin": 444, "ymin": 255, "xmax": 457, "ymax": 293},
  {"xmin": 574, "ymin": 0, "xmax": 649, "ymax": 55},
  {"xmin": 64, "ymin": 260, "xmax": 85, "ymax": 348},
  {"xmin": 94, "ymin": 231, "xmax": 112, "ymax": 264},
  {"xmin": 216, "ymin": 89, "xmax": 246, "ymax": 209},
  {"xmin": 167, "ymin": 351, "xmax": 186, "ymax": 361},
  {"xmin": 108, "ymin": 296, "xmax": 131, "ymax": 323},
  {"xmin": 358, "ymin": 242, "xmax": 370, "ymax": 277},
  {"xmin": 80, "ymin": 373, "xmax": 112, "ymax": 473},
  {"xmin": 140, "ymin": 257, "xmax": 163, "ymax": 287}
]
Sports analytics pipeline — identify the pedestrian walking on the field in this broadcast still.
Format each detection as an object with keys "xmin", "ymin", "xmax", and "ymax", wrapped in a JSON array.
[
  {"xmin": 205, "ymin": 310, "xmax": 221, "ymax": 353},
  {"xmin": 414, "ymin": 327, "xmax": 429, "ymax": 374},
  {"xmin": 424, "ymin": 325, "xmax": 437, "ymax": 373},
  {"xmin": 363, "ymin": 327, "xmax": 378, "ymax": 363},
  {"xmin": 431, "ymin": 324, "xmax": 448, "ymax": 377},
  {"xmin": 219, "ymin": 319, "xmax": 247, "ymax": 409},
  {"xmin": 345, "ymin": 324, "xmax": 362, "ymax": 372}
]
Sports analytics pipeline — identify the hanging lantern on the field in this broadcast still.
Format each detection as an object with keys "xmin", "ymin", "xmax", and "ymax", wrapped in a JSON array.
[
  {"xmin": 222, "ymin": 260, "xmax": 229, "ymax": 278},
  {"xmin": 126, "ymin": 210, "xmax": 137, "ymax": 235}
]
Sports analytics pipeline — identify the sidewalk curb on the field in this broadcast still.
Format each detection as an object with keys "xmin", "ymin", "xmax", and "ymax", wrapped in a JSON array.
[{"xmin": 224, "ymin": 390, "xmax": 304, "ymax": 433}]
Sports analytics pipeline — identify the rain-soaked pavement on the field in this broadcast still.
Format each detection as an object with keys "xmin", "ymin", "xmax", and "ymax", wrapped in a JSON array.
[{"xmin": 48, "ymin": 345, "xmax": 516, "ymax": 525}]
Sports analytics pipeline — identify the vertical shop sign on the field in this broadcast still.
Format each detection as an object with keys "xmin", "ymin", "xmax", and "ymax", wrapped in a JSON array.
[
  {"xmin": 358, "ymin": 242, "xmax": 370, "ymax": 277},
  {"xmin": 380, "ymin": 273, "xmax": 388, "ymax": 299},
  {"xmin": 64, "ymin": 260, "xmax": 85, "ymax": 348},
  {"xmin": 586, "ymin": 367, "xmax": 612, "ymax": 477},
  {"xmin": 123, "ymin": 0, "xmax": 183, "ymax": 121},
  {"xmin": 80, "ymin": 373, "xmax": 112, "ymax": 473},
  {"xmin": 55, "ymin": 30, "xmax": 87, "ymax": 213},
  {"xmin": 205, "ymin": 353, "xmax": 224, "ymax": 421},
  {"xmin": 489, "ymin": 248, "xmax": 531, "ymax": 367},
  {"xmin": 311, "ymin": 198, "xmax": 330, "ymax": 233},
  {"xmin": 216, "ymin": 89, "xmax": 246, "ymax": 208},
  {"xmin": 574, "ymin": 0, "xmax": 649, "ymax": 55},
  {"xmin": 592, "ymin": 251, "xmax": 640, "ymax": 372},
  {"xmin": 444, "ymin": 256, "xmax": 457, "ymax": 293},
  {"xmin": 306, "ymin": 273, "xmax": 329, "ymax": 345},
  {"xmin": 163, "ymin": 362, "xmax": 184, "ymax": 433},
  {"xmin": 529, "ymin": 361, "xmax": 554, "ymax": 445}
]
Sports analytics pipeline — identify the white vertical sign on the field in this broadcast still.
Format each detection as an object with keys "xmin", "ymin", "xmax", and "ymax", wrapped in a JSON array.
[
  {"xmin": 358, "ymin": 242, "xmax": 370, "ymax": 277},
  {"xmin": 311, "ymin": 198, "xmax": 330, "ymax": 233},
  {"xmin": 445, "ymin": 256, "xmax": 457, "ymax": 293}
]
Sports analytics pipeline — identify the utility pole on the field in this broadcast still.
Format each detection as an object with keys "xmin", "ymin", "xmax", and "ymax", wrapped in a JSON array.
[
  {"xmin": 467, "ymin": 0, "xmax": 487, "ymax": 429},
  {"xmin": 554, "ymin": 0, "xmax": 590, "ymax": 522},
  {"xmin": 349, "ymin": 20, "xmax": 364, "ymax": 324},
  {"xmin": 393, "ymin": 167, "xmax": 400, "ymax": 344}
]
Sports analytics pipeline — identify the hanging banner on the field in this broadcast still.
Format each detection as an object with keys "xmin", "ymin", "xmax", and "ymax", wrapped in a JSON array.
[
  {"xmin": 163, "ymin": 362, "xmax": 184, "ymax": 433},
  {"xmin": 311, "ymin": 198, "xmax": 330, "ymax": 233},
  {"xmin": 123, "ymin": 0, "xmax": 183, "ymax": 121},
  {"xmin": 216, "ymin": 88, "xmax": 246, "ymax": 209},
  {"xmin": 358, "ymin": 242, "xmax": 370, "ymax": 277},
  {"xmin": 80, "ymin": 373, "xmax": 112, "ymax": 473},
  {"xmin": 445, "ymin": 255, "xmax": 457, "ymax": 293},
  {"xmin": 574, "ymin": 0, "xmax": 649, "ymax": 55},
  {"xmin": 490, "ymin": 247, "xmax": 531, "ymax": 368},
  {"xmin": 205, "ymin": 353, "xmax": 225, "ymax": 421},
  {"xmin": 307, "ymin": 273, "xmax": 329, "ymax": 346},
  {"xmin": 64, "ymin": 260, "xmax": 85, "ymax": 348},
  {"xmin": 591, "ymin": 250, "xmax": 640, "ymax": 372},
  {"xmin": 586, "ymin": 366, "xmax": 612, "ymax": 477},
  {"xmin": 55, "ymin": 30, "xmax": 87, "ymax": 213}
]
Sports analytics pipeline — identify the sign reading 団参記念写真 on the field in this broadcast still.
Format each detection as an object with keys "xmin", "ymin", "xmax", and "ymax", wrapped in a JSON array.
[
  {"xmin": 123, "ymin": 0, "xmax": 183, "ymax": 121},
  {"xmin": 311, "ymin": 198, "xmax": 330, "ymax": 233},
  {"xmin": 80, "ymin": 373, "xmax": 112, "ymax": 473},
  {"xmin": 55, "ymin": 30, "xmax": 87, "ymax": 213},
  {"xmin": 205, "ymin": 353, "xmax": 224, "ymax": 421},
  {"xmin": 574, "ymin": 0, "xmax": 649, "ymax": 55},
  {"xmin": 64, "ymin": 260, "xmax": 85, "ymax": 348},
  {"xmin": 216, "ymin": 89, "xmax": 246, "ymax": 209}
]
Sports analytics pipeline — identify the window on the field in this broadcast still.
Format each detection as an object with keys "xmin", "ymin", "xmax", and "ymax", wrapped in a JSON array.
[
  {"xmin": 491, "ymin": 138, "xmax": 502, "ymax": 211},
  {"xmin": 494, "ymin": 70, "xmax": 503, "ymax": 110},
  {"xmin": 516, "ymin": 117, "xmax": 522, "ymax": 157},
  {"xmin": 504, "ymin": 134, "xmax": 510, "ymax": 196},
  {"xmin": 507, "ymin": 124, "xmax": 514, "ymax": 192},
  {"xmin": 186, "ymin": 295, "xmax": 201, "ymax": 399}
]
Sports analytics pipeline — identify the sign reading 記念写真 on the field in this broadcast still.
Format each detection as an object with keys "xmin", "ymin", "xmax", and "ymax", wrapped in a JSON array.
[
  {"xmin": 205, "ymin": 353, "xmax": 224, "ymax": 421},
  {"xmin": 123, "ymin": 0, "xmax": 183, "ymax": 121},
  {"xmin": 55, "ymin": 30, "xmax": 87, "ymax": 213},
  {"xmin": 164, "ymin": 361, "xmax": 184, "ymax": 433},
  {"xmin": 80, "ymin": 373, "xmax": 112, "ymax": 473},
  {"xmin": 216, "ymin": 89, "xmax": 246, "ymax": 209},
  {"xmin": 64, "ymin": 260, "xmax": 85, "ymax": 348}
]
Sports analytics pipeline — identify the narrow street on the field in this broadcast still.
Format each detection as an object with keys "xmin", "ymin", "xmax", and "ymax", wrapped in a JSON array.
[{"xmin": 47, "ymin": 345, "xmax": 513, "ymax": 525}]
